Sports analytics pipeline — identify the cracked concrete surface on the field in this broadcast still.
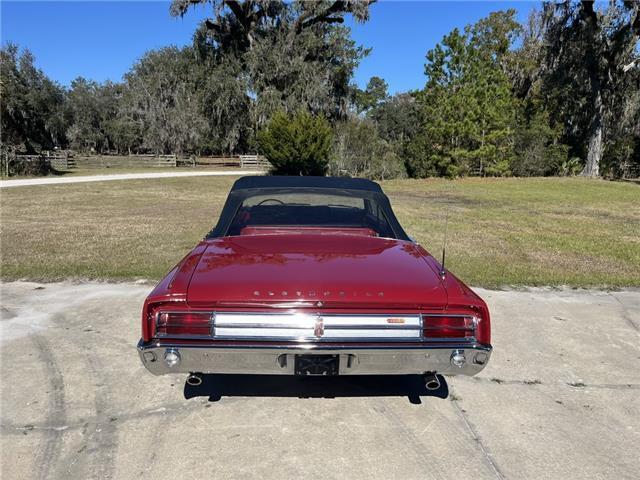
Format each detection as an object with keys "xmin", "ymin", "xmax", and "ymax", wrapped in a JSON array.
[{"xmin": 1, "ymin": 282, "xmax": 638, "ymax": 479}]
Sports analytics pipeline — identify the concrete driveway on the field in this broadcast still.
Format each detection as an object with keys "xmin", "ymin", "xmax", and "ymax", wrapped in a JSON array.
[{"xmin": 1, "ymin": 282, "xmax": 638, "ymax": 479}]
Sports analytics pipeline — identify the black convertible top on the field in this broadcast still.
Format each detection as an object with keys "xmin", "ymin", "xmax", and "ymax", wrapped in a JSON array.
[
  {"xmin": 231, "ymin": 176, "xmax": 383, "ymax": 192},
  {"xmin": 208, "ymin": 175, "xmax": 409, "ymax": 240}
]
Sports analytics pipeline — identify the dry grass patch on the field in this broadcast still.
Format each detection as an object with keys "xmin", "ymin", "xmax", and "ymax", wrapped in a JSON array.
[
  {"xmin": 383, "ymin": 177, "xmax": 639, "ymax": 288},
  {"xmin": 1, "ymin": 176, "xmax": 638, "ymax": 288},
  {"xmin": 0, "ymin": 176, "xmax": 235, "ymax": 281}
]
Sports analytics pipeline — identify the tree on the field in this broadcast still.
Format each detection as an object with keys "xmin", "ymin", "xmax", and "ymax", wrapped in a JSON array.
[
  {"xmin": 330, "ymin": 117, "xmax": 406, "ymax": 180},
  {"xmin": 170, "ymin": 1, "xmax": 375, "ymax": 53},
  {"xmin": 123, "ymin": 47, "xmax": 206, "ymax": 154},
  {"xmin": 539, "ymin": 1, "xmax": 640, "ymax": 177},
  {"xmin": 511, "ymin": 100, "xmax": 569, "ymax": 176},
  {"xmin": 66, "ymin": 78, "xmax": 114, "ymax": 153},
  {"xmin": 103, "ymin": 91, "xmax": 144, "ymax": 156},
  {"xmin": 245, "ymin": 23, "xmax": 366, "ymax": 123},
  {"xmin": 370, "ymin": 93, "xmax": 421, "ymax": 145},
  {"xmin": 354, "ymin": 76, "xmax": 388, "ymax": 114},
  {"xmin": 368, "ymin": 92, "xmax": 422, "ymax": 173},
  {"xmin": 1, "ymin": 43, "xmax": 67, "ymax": 153},
  {"xmin": 258, "ymin": 110, "xmax": 333, "ymax": 175},
  {"xmin": 197, "ymin": 54, "xmax": 253, "ymax": 154},
  {"xmin": 171, "ymin": 0, "xmax": 373, "ymax": 129},
  {"xmin": 409, "ymin": 15, "xmax": 519, "ymax": 178}
]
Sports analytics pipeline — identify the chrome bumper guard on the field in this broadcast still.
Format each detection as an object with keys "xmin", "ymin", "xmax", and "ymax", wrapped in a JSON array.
[{"xmin": 137, "ymin": 340, "xmax": 492, "ymax": 376}]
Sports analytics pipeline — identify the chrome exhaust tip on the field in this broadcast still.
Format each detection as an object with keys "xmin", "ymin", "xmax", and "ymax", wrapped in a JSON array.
[
  {"xmin": 424, "ymin": 373, "xmax": 441, "ymax": 391},
  {"xmin": 186, "ymin": 373, "xmax": 203, "ymax": 386}
]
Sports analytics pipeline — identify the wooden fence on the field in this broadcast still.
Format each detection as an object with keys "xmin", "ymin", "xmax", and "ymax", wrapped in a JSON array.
[
  {"xmin": 4, "ymin": 152, "xmax": 270, "ymax": 176},
  {"xmin": 66, "ymin": 154, "xmax": 268, "ymax": 170},
  {"xmin": 195, "ymin": 156, "xmax": 244, "ymax": 167},
  {"xmin": 72, "ymin": 154, "xmax": 177, "ymax": 169},
  {"xmin": 47, "ymin": 153, "xmax": 76, "ymax": 170},
  {"xmin": 239, "ymin": 154, "xmax": 270, "ymax": 169},
  {"xmin": 195, "ymin": 155, "xmax": 270, "ymax": 169}
]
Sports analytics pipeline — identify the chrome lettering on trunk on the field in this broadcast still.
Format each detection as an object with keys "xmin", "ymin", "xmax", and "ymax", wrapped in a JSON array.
[{"xmin": 252, "ymin": 290, "xmax": 384, "ymax": 298}]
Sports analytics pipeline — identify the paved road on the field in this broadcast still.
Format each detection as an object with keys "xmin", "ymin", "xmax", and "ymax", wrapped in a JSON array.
[
  {"xmin": 1, "ymin": 282, "xmax": 638, "ymax": 479},
  {"xmin": 0, "ymin": 170, "xmax": 262, "ymax": 188}
]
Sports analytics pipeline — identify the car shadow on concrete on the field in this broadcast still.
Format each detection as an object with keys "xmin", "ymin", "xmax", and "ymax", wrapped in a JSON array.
[{"xmin": 183, "ymin": 374, "xmax": 449, "ymax": 404}]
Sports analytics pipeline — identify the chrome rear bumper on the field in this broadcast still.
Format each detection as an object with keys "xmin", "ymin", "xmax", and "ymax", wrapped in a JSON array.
[{"xmin": 137, "ymin": 340, "xmax": 492, "ymax": 376}]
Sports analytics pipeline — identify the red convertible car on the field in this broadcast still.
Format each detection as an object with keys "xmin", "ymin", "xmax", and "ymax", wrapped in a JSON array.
[{"xmin": 137, "ymin": 176, "xmax": 491, "ymax": 389}]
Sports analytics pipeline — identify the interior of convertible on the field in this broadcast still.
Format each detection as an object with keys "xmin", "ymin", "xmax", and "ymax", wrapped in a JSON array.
[{"xmin": 226, "ymin": 192, "xmax": 396, "ymax": 238}]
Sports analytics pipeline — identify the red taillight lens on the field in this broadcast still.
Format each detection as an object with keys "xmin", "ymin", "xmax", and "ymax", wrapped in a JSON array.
[
  {"xmin": 422, "ymin": 315, "xmax": 477, "ymax": 339},
  {"xmin": 154, "ymin": 311, "xmax": 213, "ymax": 337}
]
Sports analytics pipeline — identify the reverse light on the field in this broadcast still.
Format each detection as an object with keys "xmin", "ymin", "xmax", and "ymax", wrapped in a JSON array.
[
  {"xmin": 451, "ymin": 350, "xmax": 466, "ymax": 367},
  {"xmin": 422, "ymin": 315, "xmax": 477, "ymax": 339},
  {"xmin": 155, "ymin": 311, "xmax": 213, "ymax": 337},
  {"xmin": 164, "ymin": 348, "xmax": 181, "ymax": 368}
]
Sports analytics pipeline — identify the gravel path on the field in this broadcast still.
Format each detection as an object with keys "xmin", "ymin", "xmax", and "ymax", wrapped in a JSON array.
[{"xmin": 0, "ymin": 170, "xmax": 262, "ymax": 188}]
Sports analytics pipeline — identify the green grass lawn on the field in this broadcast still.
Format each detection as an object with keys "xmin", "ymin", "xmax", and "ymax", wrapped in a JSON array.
[{"xmin": 1, "ymin": 176, "xmax": 638, "ymax": 288}]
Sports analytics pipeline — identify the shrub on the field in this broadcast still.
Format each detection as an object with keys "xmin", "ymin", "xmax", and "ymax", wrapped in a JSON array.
[
  {"xmin": 601, "ymin": 135, "xmax": 640, "ymax": 179},
  {"xmin": 258, "ymin": 111, "xmax": 333, "ymax": 176},
  {"xmin": 404, "ymin": 134, "xmax": 461, "ymax": 178},
  {"xmin": 559, "ymin": 157, "xmax": 583, "ymax": 177},
  {"xmin": 330, "ymin": 118, "xmax": 406, "ymax": 180},
  {"xmin": 512, "ymin": 119, "xmax": 569, "ymax": 176}
]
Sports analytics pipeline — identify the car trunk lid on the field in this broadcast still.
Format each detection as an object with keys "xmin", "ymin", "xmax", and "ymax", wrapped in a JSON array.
[{"xmin": 186, "ymin": 234, "xmax": 447, "ymax": 309}]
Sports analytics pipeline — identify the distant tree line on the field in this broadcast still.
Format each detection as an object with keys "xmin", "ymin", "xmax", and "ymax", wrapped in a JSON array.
[{"xmin": 1, "ymin": 1, "xmax": 639, "ymax": 178}]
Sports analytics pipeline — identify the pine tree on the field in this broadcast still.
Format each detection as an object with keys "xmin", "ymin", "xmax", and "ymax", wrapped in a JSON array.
[{"xmin": 409, "ymin": 20, "xmax": 518, "ymax": 178}]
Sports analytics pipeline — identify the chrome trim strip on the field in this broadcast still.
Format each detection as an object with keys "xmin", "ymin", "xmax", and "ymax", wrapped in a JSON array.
[
  {"xmin": 213, "ymin": 312, "xmax": 422, "ymax": 321},
  {"xmin": 140, "ymin": 340, "xmax": 489, "ymax": 351},
  {"xmin": 153, "ymin": 333, "xmax": 475, "ymax": 342},
  {"xmin": 213, "ymin": 323, "xmax": 422, "ymax": 330},
  {"xmin": 209, "ymin": 335, "xmax": 425, "ymax": 342},
  {"xmin": 421, "ymin": 336, "xmax": 477, "ymax": 342}
]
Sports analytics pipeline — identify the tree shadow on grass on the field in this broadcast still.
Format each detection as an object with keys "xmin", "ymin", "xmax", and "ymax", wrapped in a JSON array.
[
  {"xmin": 184, "ymin": 374, "xmax": 449, "ymax": 404},
  {"xmin": 49, "ymin": 168, "xmax": 75, "ymax": 177}
]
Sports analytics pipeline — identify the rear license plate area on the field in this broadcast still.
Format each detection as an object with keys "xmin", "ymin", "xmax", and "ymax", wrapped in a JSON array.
[{"xmin": 294, "ymin": 354, "xmax": 339, "ymax": 376}]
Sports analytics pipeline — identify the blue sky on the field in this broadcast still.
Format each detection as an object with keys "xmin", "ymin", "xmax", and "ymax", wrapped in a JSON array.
[{"xmin": 1, "ymin": 1, "xmax": 538, "ymax": 94}]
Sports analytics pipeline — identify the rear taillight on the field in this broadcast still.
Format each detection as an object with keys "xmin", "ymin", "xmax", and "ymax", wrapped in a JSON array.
[
  {"xmin": 422, "ymin": 315, "xmax": 477, "ymax": 339},
  {"xmin": 154, "ymin": 311, "xmax": 213, "ymax": 337}
]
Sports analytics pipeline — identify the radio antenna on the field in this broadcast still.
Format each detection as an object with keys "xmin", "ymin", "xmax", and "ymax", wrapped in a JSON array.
[{"xmin": 440, "ymin": 212, "xmax": 448, "ymax": 279}]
